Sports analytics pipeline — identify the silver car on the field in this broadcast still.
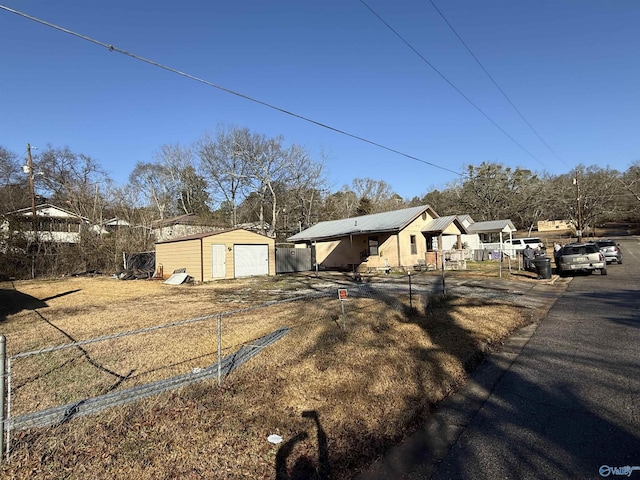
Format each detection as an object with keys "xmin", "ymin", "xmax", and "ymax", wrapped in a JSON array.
[
  {"xmin": 556, "ymin": 242, "xmax": 607, "ymax": 276},
  {"xmin": 595, "ymin": 239, "xmax": 622, "ymax": 264}
]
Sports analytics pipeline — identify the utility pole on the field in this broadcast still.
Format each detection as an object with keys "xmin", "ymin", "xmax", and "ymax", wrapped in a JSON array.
[
  {"xmin": 25, "ymin": 143, "xmax": 38, "ymax": 279},
  {"xmin": 26, "ymin": 143, "xmax": 36, "ymax": 220},
  {"xmin": 574, "ymin": 167, "xmax": 583, "ymax": 242}
]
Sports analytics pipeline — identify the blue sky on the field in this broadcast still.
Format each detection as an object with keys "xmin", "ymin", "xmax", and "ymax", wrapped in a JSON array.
[{"xmin": 1, "ymin": 1, "xmax": 639, "ymax": 201}]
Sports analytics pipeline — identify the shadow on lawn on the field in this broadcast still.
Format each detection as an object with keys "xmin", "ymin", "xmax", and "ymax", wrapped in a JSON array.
[
  {"xmin": 23, "ymin": 309, "xmax": 134, "ymax": 395},
  {"xmin": 276, "ymin": 410, "xmax": 331, "ymax": 480},
  {"xmin": 0, "ymin": 286, "xmax": 48, "ymax": 322},
  {"xmin": 276, "ymin": 277, "xmax": 493, "ymax": 479},
  {"xmin": 0, "ymin": 284, "xmax": 82, "ymax": 323}
]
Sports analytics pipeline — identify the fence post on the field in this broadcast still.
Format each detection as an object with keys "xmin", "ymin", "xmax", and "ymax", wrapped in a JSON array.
[
  {"xmin": 217, "ymin": 314, "xmax": 222, "ymax": 386},
  {"xmin": 440, "ymin": 251, "xmax": 446, "ymax": 296},
  {"xmin": 0, "ymin": 335, "xmax": 5, "ymax": 463},
  {"xmin": 408, "ymin": 271, "xmax": 412, "ymax": 309}
]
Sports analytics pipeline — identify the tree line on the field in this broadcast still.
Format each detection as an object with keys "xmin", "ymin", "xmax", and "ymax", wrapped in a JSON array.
[{"xmin": 1, "ymin": 126, "xmax": 639, "ymax": 278}]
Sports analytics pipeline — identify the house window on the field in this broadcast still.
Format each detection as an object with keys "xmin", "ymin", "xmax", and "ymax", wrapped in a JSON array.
[
  {"xmin": 410, "ymin": 235, "xmax": 417, "ymax": 255},
  {"xmin": 368, "ymin": 237, "xmax": 379, "ymax": 256}
]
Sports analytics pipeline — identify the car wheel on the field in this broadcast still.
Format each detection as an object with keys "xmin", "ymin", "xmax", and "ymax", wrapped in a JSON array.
[
  {"xmin": 601, "ymin": 268, "xmax": 607, "ymax": 275},
  {"xmin": 618, "ymin": 259, "xmax": 622, "ymax": 264}
]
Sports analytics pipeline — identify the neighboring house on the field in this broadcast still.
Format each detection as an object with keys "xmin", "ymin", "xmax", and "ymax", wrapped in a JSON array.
[
  {"xmin": 287, "ymin": 205, "xmax": 467, "ymax": 272},
  {"xmin": 151, "ymin": 213, "xmax": 225, "ymax": 242},
  {"xmin": 236, "ymin": 221, "xmax": 273, "ymax": 237},
  {"xmin": 436, "ymin": 217, "xmax": 516, "ymax": 251},
  {"xmin": 101, "ymin": 217, "xmax": 131, "ymax": 233},
  {"xmin": 537, "ymin": 219, "xmax": 573, "ymax": 232},
  {"xmin": 1, "ymin": 203, "xmax": 96, "ymax": 244},
  {"xmin": 432, "ymin": 215, "xmax": 477, "ymax": 251},
  {"xmin": 155, "ymin": 228, "xmax": 275, "ymax": 282},
  {"xmin": 467, "ymin": 219, "xmax": 518, "ymax": 258}
]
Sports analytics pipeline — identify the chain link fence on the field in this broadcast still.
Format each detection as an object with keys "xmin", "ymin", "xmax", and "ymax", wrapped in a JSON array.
[{"xmin": 0, "ymin": 275, "xmax": 444, "ymax": 461}]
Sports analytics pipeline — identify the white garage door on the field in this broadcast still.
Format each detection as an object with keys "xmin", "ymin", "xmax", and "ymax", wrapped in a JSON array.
[{"xmin": 234, "ymin": 244, "xmax": 269, "ymax": 278}]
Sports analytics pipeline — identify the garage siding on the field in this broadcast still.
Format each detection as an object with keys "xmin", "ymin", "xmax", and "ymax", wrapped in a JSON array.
[{"xmin": 155, "ymin": 239, "xmax": 203, "ymax": 281}]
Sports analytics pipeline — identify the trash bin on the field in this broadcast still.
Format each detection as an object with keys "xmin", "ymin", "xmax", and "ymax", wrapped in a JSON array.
[{"xmin": 533, "ymin": 256, "xmax": 552, "ymax": 279}]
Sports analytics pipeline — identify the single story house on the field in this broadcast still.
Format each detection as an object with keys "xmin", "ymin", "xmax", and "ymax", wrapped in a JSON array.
[
  {"xmin": 287, "ymin": 205, "xmax": 469, "ymax": 272},
  {"xmin": 537, "ymin": 219, "xmax": 573, "ymax": 232},
  {"xmin": 155, "ymin": 228, "xmax": 275, "ymax": 282},
  {"xmin": 438, "ymin": 217, "xmax": 517, "ymax": 251},
  {"xmin": 151, "ymin": 213, "xmax": 224, "ymax": 242}
]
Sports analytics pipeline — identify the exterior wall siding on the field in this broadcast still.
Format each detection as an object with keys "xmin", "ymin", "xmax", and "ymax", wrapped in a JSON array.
[{"xmin": 155, "ymin": 240, "xmax": 203, "ymax": 281}]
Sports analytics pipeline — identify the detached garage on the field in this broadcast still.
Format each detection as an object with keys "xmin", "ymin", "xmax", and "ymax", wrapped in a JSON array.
[{"xmin": 155, "ymin": 228, "xmax": 275, "ymax": 282}]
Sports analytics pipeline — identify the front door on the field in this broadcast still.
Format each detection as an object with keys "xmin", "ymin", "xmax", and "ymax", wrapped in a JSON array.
[{"xmin": 211, "ymin": 244, "xmax": 226, "ymax": 279}]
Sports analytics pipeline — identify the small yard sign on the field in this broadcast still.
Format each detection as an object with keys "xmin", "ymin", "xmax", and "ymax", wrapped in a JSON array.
[{"xmin": 337, "ymin": 288, "xmax": 348, "ymax": 300}]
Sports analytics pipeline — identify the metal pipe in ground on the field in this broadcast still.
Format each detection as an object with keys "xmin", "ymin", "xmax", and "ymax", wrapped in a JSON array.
[
  {"xmin": 217, "ymin": 314, "xmax": 222, "ymax": 386},
  {"xmin": 4, "ymin": 355, "xmax": 10, "ymax": 461},
  {"xmin": 0, "ymin": 335, "xmax": 4, "ymax": 463}
]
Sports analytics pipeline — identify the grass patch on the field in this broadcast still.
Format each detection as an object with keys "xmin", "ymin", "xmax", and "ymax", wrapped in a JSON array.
[{"xmin": 0, "ymin": 274, "xmax": 535, "ymax": 479}]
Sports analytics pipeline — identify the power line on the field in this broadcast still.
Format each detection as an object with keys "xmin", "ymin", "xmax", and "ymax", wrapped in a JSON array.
[
  {"xmin": 0, "ymin": 4, "xmax": 464, "ymax": 178},
  {"xmin": 359, "ymin": 0, "xmax": 549, "ymax": 170},
  {"xmin": 428, "ymin": 0, "xmax": 568, "ymax": 168}
]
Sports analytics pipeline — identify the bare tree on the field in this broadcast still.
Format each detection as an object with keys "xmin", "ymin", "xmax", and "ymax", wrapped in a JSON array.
[
  {"xmin": 0, "ymin": 145, "xmax": 30, "ymax": 212},
  {"xmin": 153, "ymin": 144, "xmax": 209, "ymax": 216},
  {"xmin": 197, "ymin": 127, "xmax": 256, "ymax": 226},
  {"xmin": 34, "ymin": 145, "xmax": 111, "ymax": 222},
  {"xmin": 199, "ymin": 127, "xmax": 323, "ymax": 236},
  {"xmin": 244, "ymin": 134, "xmax": 292, "ymax": 236},
  {"xmin": 128, "ymin": 162, "xmax": 175, "ymax": 220},
  {"xmin": 574, "ymin": 164, "xmax": 622, "ymax": 233},
  {"xmin": 273, "ymin": 145, "xmax": 327, "ymax": 236},
  {"xmin": 0, "ymin": 145, "xmax": 20, "ymax": 185},
  {"xmin": 619, "ymin": 162, "xmax": 640, "ymax": 218}
]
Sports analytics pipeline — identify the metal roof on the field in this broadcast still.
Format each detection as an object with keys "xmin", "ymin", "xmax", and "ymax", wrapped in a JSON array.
[
  {"xmin": 467, "ymin": 219, "xmax": 516, "ymax": 234},
  {"xmin": 155, "ymin": 228, "xmax": 270, "ymax": 244},
  {"xmin": 421, "ymin": 215, "xmax": 469, "ymax": 234},
  {"xmin": 8, "ymin": 203, "xmax": 89, "ymax": 221},
  {"xmin": 287, "ymin": 205, "xmax": 436, "ymax": 242},
  {"xmin": 457, "ymin": 214, "xmax": 474, "ymax": 226}
]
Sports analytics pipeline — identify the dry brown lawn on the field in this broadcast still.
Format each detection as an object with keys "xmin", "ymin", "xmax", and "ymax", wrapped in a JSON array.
[{"xmin": 0, "ymin": 272, "xmax": 539, "ymax": 479}]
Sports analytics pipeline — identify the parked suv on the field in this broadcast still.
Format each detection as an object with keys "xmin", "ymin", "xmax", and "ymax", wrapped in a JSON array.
[
  {"xmin": 504, "ymin": 237, "xmax": 545, "ymax": 251},
  {"xmin": 556, "ymin": 242, "xmax": 607, "ymax": 276},
  {"xmin": 595, "ymin": 239, "xmax": 622, "ymax": 264}
]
